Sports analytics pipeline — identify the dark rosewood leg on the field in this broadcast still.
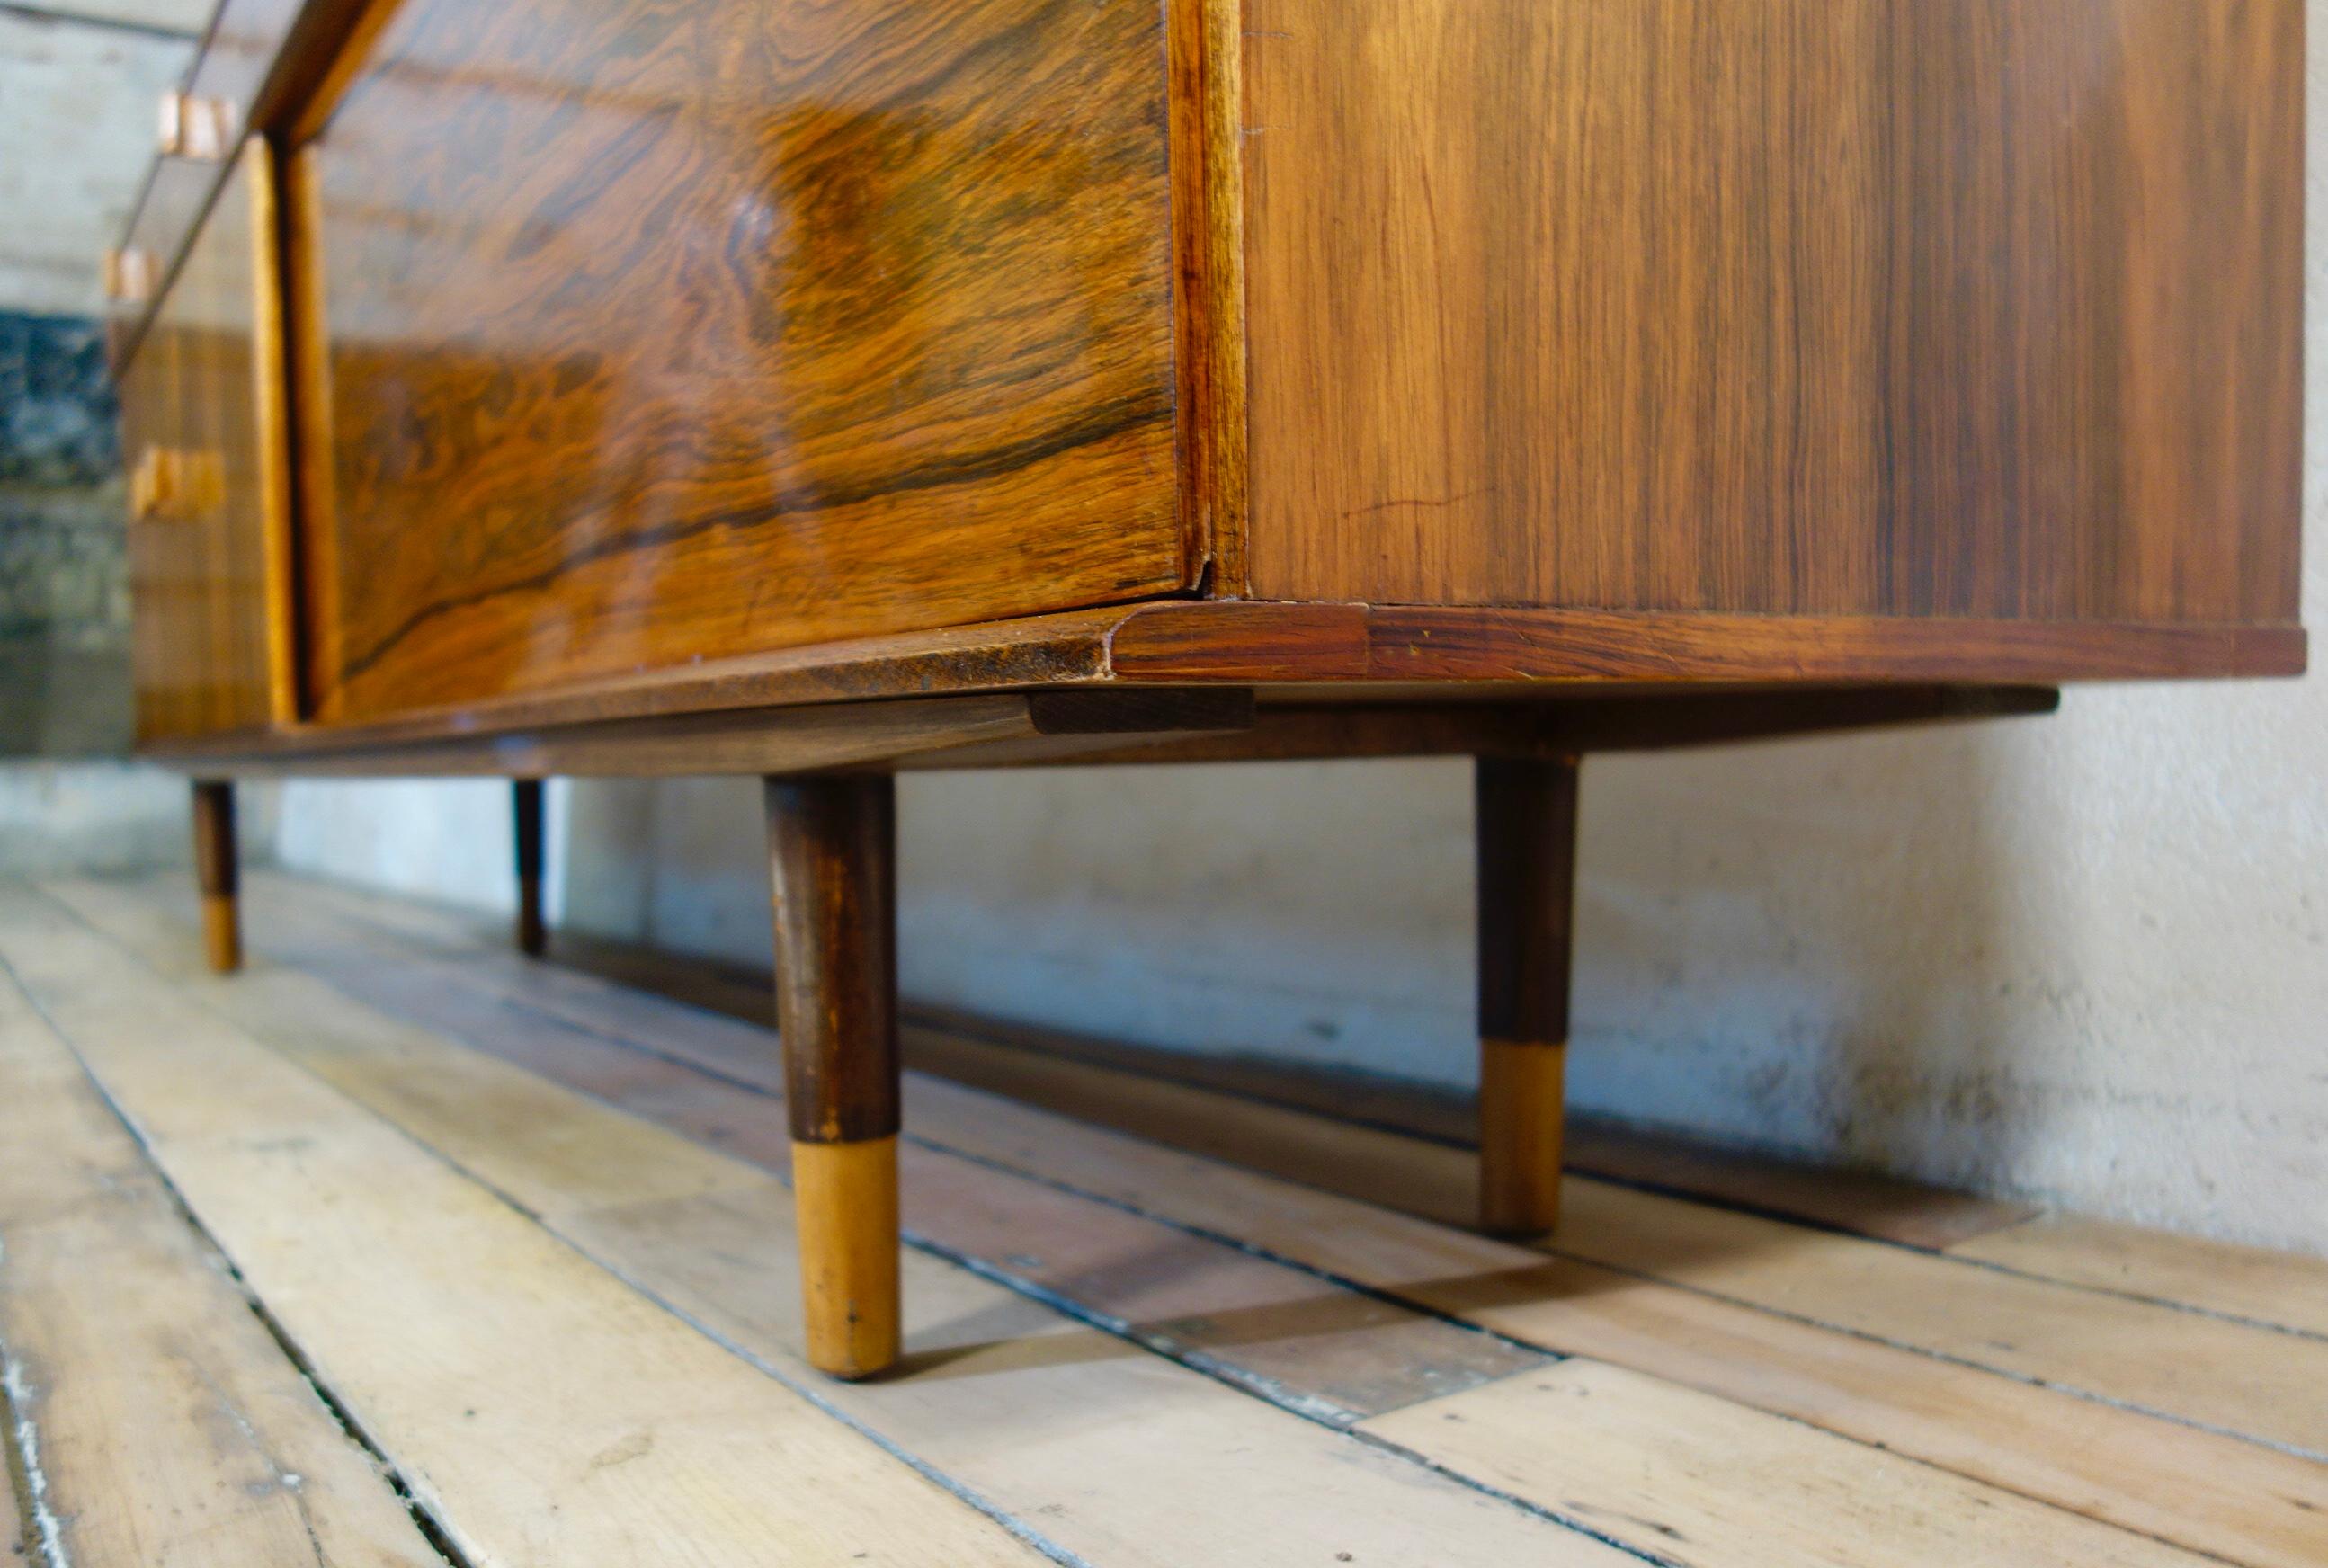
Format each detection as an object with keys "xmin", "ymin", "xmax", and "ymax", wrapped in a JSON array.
[
  {"xmin": 1476, "ymin": 754, "xmax": 1580, "ymax": 1234},
  {"xmin": 191, "ymin": 779, "xmax": 241, "ymax": 975},
  {"xmin": 513, "ymin": 779, "xmax": 547, "ymax": 957},
  {"xmin": 763, "ymin": 773, "xmax": 901, "ymax": 1379}
]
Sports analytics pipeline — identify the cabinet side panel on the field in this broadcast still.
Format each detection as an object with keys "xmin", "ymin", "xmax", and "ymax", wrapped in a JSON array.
[
  {"xmin": 294, "ymin": 0, "xmax": 1188, "ymax": 724},
  {"xmin": 1242, "ymin": 0, "xmax": 2303, "ymax": 626}
]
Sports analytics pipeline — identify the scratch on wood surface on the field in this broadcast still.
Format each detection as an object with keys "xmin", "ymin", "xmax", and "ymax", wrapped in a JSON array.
[{"xmin": 4, "ymin": 1351, "xmax": 70, "ymax": 1567}]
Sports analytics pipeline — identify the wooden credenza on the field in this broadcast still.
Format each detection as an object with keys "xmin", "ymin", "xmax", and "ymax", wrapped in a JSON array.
[{"xmin": 108, "ymin": 0, "xmax": 2306, "ymax": 1377}]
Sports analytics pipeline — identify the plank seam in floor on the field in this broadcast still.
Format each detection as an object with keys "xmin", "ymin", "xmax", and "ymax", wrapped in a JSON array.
[
  {"xmin": 213, "ymin": 1072, "xmax": 1107, "ymax": 1568},
  {"xmin": 25, "ymin": 887, "xmax": 1673, "ymax": 1568},
  {"xmin": 1910, "ymin": 1242, "xmax": 2328, "ymax": 1345},
  {"xmin": 0, "ymin": 916, "xmax": 1093, "ymax": 1568},
  {"xmin": 178, "ymin": 895, "xmax": 2306, "ymax": 1560}
]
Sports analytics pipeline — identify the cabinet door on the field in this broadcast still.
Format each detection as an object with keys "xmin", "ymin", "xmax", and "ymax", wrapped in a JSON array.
[
  {"xmin": 127, "ymin": 139, "xmax": 296, "ymax": 743},
  {"xmin": 286, "ymin": 0, "xmax": 1193, "ymax": 725}
]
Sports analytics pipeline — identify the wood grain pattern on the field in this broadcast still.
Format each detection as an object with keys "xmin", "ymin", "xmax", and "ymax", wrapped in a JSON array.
[
  {"xmin": 82, "ymin": 886, "xmax": 1619, "ymax": 1566},
  {"xmin": 287, "ymin": 0, "xmax": 1193, "ymax": 724},
  {"xmin": 0, "ymin": 887, "xmax": 1049, "ymax": 1566},
  {"xmin": 130, "ymin": 870, "xmax": 2328, "ymax": 1568},
  {"xmin": 128, "ymin": 592, "xmax": 2298, "ymax": 775},
  {"xmin": 1949, "ymin": 1215, "xmax": 2328, "ymax": 1340},
  {"xmin": 0, "ymin": 969, "xmax": 443, "ymax": 1568},
  {"xmin": 1366, "ymin": 1361, "xmax": 2219, "ymax": 1568},
  {"xmin": 1241, "ymin": 0, "xmax": 2305, "ymax": 627},
  {"xmin": 115, "ymin": 866, "xmax": 2328, "ymax": 1568},
  {"xmin": 128, "ymin": 142, "xmax": 293, "ymax": 744},
  {"xmin": 1105, "ymin": 602, "xmax": 2308, "ymax": 685},
  {"xmin": 1168, "ymin": 0, "xmax": 1248, "ymax": 593}
]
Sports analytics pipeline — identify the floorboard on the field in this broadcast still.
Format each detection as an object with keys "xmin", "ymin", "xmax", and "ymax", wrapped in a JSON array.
[
  {"xmin": 791, "ymin": 984, "xmax": 2328, "ymax": 1457},
  {"xmin": 0, "ymin": 958, "xmax": 442, "ymax": 1568},
  {"xmin": 40, "ymin": 880, "xmax": 1641, "ymax": 1568},
  {"xmin": 0, "ymin": 887, "xmax": 1057, "ymax": 1568},
  {"xmin": 1947, "ymin": 1214, "xmax": 2328, "ymax": 1339},
  {"xmin": 10, "ymin": 870, "xmax": 2328, "ymax": 1568}
]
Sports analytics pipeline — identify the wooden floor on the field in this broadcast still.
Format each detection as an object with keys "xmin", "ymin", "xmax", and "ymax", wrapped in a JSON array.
[{"xmin": 3, "ymin": 873, "xmax": 2325, "ymax": 1567}]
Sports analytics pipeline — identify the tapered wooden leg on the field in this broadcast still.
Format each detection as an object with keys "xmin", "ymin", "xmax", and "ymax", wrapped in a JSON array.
[
  {"xmin": 764, "ymin": 773, "xmax": 901, "ymax": 1379},
  {"xmin": 1476, "ymin": 754, "xmax": 1580, "ymax": 1235},
  {"xmin": 191, "ymin": 779, "xmax": 241, "ymax": 975},
  {"xmin": 513, "ymin": 779, "xmax": 547, "ymax": 957}
]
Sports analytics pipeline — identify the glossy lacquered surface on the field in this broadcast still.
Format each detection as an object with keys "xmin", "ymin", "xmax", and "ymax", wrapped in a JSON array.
[
  {"xmin": 1242, "ymin": 0, "xmax": 2305, "ymax": 626},
  {"xmin": 289, "ymin": 0, "xmax": 1191, "ymax": 724},
  {"xmin": 125, "ymin": 142, "xmax": 292, "ymax": 743}
]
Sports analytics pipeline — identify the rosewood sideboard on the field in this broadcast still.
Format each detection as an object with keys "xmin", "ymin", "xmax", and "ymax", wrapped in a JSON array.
[{"xmin": 106, "ymin": 0, "xmax": 2306, "ymax": 1377}]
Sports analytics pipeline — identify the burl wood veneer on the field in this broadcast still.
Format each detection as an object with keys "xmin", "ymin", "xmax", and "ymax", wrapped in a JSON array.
[
  {"xmin": 285, "ymin": 0, "xmax": 1195, "ymax": 723},
  {"xmin": 108, "ymin": 0, "xmax": 2306, "ymax": 1379}
]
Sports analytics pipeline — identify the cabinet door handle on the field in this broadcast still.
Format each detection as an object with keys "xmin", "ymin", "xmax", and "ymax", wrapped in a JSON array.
[
  {"xmin": 129, "ymin": 446, "xmax": 171, "ymax": 521},
  {"xmin": 130, "ymin": 448, "xmax": 226, "ymax": 521},
  {"xmin": 157, "ymin": 91, "xmax": 236, "ymax": 161},
  {"xmin": 101, "ymin": 247, "xmax": 156, "ymax": 304}
]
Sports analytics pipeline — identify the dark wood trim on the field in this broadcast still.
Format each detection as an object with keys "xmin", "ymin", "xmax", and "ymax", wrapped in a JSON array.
[
  {"xmin": 512, "ymin": 779, "xmax": 546, "ymax": 958},
  {"xmin": 764, "ymin": 774, "xmax": 900, "ymax": 1146},
  {"xmin": 1105, "ymin": 603, "xmax": 2309, "ymax": 686},
  {"xmin": 146, "ymin": 689, "xmax": 1259, "ymax": 778},
  {"xmin": 138, "ymin": 683, "xmax": 2064, "ymax": 779},
  {"xmin": 191, "ymin": 779, "xmax": 241, "ymax": 974},
  {"xmin": 983, "ymin": 686, "xmax": 2060, "ymax": 769},
  {"xmin": 151, "ymin": 607, "xmax": 1135, "ymax": 755},
  {"xmin": 1166, "ymin": 0, "xmax": 1249, "ymax": 596},
  {"xmin": 1476, "ymin": 758, "xmax": 1578, "ymax": 1047},
  {"xmin": 1475, "ymin": 755, "xmax": 1579, "ymax": 1234}
]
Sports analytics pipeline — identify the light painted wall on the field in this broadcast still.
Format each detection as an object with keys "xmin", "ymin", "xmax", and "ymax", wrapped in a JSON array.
[
  {"xmin": 0, "ymin": 760, "xmax": 253, "ymax": 874},
  {"xmin": 0, "ymin": 5, "xmax": 201, "ymax": 318},
  {"xmin": 270, "ymin": 16, "xmax": 2328, "ymax": 1257}
]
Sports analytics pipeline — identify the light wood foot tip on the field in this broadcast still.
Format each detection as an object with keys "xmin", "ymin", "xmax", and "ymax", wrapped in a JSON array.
[
  {"xmin": 1478, "ymin": 1038, "xmax": 1565, "ymax": 1236},
  {"xmin": 200, "ymin": 893, "xmax": 242, "ymax": 975},
  {"xmin": 792, "ymin": 1135, "xmax": 902, "ymax": 1379}
]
